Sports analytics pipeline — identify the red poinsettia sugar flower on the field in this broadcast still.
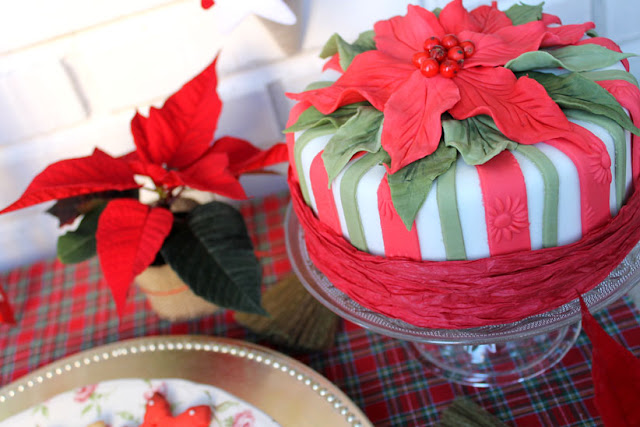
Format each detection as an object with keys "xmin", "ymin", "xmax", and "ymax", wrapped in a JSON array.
[
  {"xmin": 290, "ymin": 0, "xmax": 594, "ymax": 172},
  {"xmin": 0, "ymin": 58, "xmax": 287, "ymax": 316}
]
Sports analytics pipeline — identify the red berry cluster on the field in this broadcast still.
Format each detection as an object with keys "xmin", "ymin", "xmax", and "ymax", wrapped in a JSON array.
[{"xmin": 412, "ymin": 35, "xmax": 475, "ymax": 78}]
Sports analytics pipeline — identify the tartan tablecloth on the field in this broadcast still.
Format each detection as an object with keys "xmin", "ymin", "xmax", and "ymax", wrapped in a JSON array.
[{"xmin": 1, "ymin": 191, "xmax": 639, "ymax": 427}]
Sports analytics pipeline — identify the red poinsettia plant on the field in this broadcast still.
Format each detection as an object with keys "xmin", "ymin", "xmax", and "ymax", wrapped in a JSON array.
[{"xmin": 0, "ymin": 58, "xmax": 287, "ymax": 317}]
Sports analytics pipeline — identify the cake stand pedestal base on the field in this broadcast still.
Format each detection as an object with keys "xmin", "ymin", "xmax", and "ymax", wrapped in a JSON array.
[{"xmin": 411, "ymin": 322, "xmax": 581, "ymax": 387}]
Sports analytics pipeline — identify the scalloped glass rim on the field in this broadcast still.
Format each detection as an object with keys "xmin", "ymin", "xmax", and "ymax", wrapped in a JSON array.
[{"xmin": 285, "ymin": 204, "xmax": 640, "ymax": 345}]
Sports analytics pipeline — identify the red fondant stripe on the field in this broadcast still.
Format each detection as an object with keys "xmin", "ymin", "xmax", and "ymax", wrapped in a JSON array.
[
  {"xmin": 309, "ymin": 150, "xmax": 342, "ymax": 235},
  {"xmin": 597, "ymin": 80, "xmax": 640, "ymax": 184},
  {"xmin": 286, "ymin": 101, "xmax": 312, "ymax": 181},
  {"xmin": 376, "ymin": 175, "xmax": 421, "ymax": 260},
  {"xmin": 546, "ymin": 124, "xmax": 611, "ymax": 234},
  {"xmin": 476, "ymin": 151, "xmax": 531, "ymax": 256}
]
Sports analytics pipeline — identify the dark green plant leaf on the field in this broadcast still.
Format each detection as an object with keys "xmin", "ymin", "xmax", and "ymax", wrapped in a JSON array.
[
  {"xmin": 284, "ymin": 102, "xmax": 368, "ymax": 133},
  {"xmin": 388, "ymin": 142, "xmax": 457, "ymax": 230},
  {"xmin": 323, "ymin": 106, "xmax": 384, "ymax": 184},
  {"xmin": 504, "ymin": 2, "xmax": 543, "ymax": 25},
  {"xmin": 161, "ymin": 201, "xmax": 265, "ymax": 315},
  {"xmin": 320, "ymin": 30, "xmax": 376, "ymax": 71},
  {"xmin": 432, "ymin": 7, "xmax": 442, "ymax": 18},
  {"xmin": 506, "ymin": 45, "xmax": 634, "ymax": 73},
  {"xmin": 57, "ymin": 202, "xmax": 107, "ymax": 264},
  {"xmin": 47, "ymin": 189, "xmax": 139, "ymax": 226},
  {"xmin": 443, "ymin": 115, "xmax": 518, "ymax": 165},
  {"xmin": 580, "ymin": 70, "xmax": 639, "ymax": 87},
  {"xmin": 522, "ymin": 71, "xmax": 640, "ymax": 136}
]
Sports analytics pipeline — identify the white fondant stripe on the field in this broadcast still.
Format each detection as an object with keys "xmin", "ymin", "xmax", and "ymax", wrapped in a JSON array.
[
  {"xmin": 569, "ymin": 118, "xmax": 618, "ymax": 215},
  {"xmin": 356, "ymin": 164, "xmax": 386, "ymax": 256},
  {"xmin": 332, "ymin": 158, "xmax": 358, "ymax": 241},
  {"xmin": 299, "ymin": 133, "xmax": 333, "ymax": 214},
  {"xmin": 536, "ymin": 142, "xmax": 582, "ymax": 245},
  {"xmin": 415, "ymin": 180, "xmax": 447, "ymax": 261},
  {"xmin": 455, "ymin": 157, "xmax": 489, "ymax": 260},
  {"xmin": 511, "ymin": 150, "xmax": 545, "ymax": 251}
]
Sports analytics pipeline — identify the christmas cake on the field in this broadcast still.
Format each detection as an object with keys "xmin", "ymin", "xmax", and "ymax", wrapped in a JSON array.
[{"xmin": 285, "ymin": 1, "xmax": 640, "ymax": 328}]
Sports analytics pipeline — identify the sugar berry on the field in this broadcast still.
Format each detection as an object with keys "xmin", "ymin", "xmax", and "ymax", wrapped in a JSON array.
[
  {"xmin": 423, "ymin": 36, "xmax": 442, "ymax": 51},
  {"xmin": 428, "ymin": 45, "xmax": 446, "ymax": 63},
  {"xmin": 412, "ymin": 51, "xmax": 430, "ymax": 68},
  {"xmin": 440, "ymin": 59, "xmax": 460, "ymax": 78},
  {"xmin": 441, "ymin": 34, "xmax": 459, "ymax": 50},
  {"xmin": 447, "ymin": 46, "xmax": 465, "ymax": 62},
  {"xmin": 459, "ymin": 40, "xmax": 476, "ymax": 58},
  {"xmin": 420, "ymin": 58, "xmax": 440, "ymax": 77}
]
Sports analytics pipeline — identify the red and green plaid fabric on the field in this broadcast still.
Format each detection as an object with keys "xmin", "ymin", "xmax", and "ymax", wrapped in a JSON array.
[{"xmin": 1, "ymin": 191, "xmax": 639, "ymax": 426}]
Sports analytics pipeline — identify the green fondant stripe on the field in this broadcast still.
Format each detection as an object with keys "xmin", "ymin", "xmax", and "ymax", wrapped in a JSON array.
[
  {"xmin": 339, "ymin": 151, "xmax": 387, "ymax": 252},
  {"xmin": 294, "ymin": 124, "xmax": 336, "ymax": 206},
  {"xmin": 436, "ymin": 161, "xmax": 466, "ymax": 260},
  {"xmin": 514, "ymin": 145, "xmax": 559, "ymax": 248},
  {"xmin": 565, "ymin": 109, "xmax": 627, "ymax": 210}
]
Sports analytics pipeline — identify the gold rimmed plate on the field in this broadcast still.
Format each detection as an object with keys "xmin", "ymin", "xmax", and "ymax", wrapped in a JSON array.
[{"xmin": 0, "ymin": 335, "xmax": 371, "ymax": 427}]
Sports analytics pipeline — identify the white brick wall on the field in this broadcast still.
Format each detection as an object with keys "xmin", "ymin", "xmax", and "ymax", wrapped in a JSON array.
[{"xmin": 0, "ymin": 0, "xmax": 639, "ymax": 272}]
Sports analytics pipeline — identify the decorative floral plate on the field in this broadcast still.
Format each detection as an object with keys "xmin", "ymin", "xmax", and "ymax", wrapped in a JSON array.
[
  {"xmin": 0, "ymin": 378, "xmax": 278, "ymax": 427},
  {"xmin": 0, "ymin": 336, "xmax": 371, "ymax": 427}
]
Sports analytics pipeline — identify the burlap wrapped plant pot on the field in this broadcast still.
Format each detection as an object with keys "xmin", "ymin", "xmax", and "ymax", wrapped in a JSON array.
[{"xmin": 135, "ymin": 264, "xmax": 219, "ymax": 322}]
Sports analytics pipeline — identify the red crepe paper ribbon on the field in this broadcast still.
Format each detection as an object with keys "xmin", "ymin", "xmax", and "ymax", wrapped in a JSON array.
[
  {"xmin": 580, "ymin": 297, "xmax": 640, "ymax": 427},
  {"xmin": 289, "ymin": 170, "xmax": 640, "ymax": 329},
  {"xmin": 0, "ymin": 281, "xmax": 16, "ymax": 325}
]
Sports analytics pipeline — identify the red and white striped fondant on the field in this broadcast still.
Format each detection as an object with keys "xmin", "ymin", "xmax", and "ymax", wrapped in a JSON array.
[{"xmin": 288, "ymin": 78, "xmax": 636, "ymax": 261}]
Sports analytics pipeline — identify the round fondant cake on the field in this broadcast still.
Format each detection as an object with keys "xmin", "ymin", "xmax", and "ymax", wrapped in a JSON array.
[{"xmin": 285, "ymin": 1, "xmax": 640, "ymax": 328}]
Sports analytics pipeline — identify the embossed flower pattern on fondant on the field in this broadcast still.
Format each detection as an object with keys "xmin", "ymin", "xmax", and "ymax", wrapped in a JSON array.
[
  {"xmin": 589, "ymin": 150, "xmax": 612, "ymax": 184},
  {"xmin": 487, "ymin": 196, "xmax": 529, "ymax": 242}
]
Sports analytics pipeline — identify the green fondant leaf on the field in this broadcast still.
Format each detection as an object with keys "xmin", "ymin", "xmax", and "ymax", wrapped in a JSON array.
[
  {"xmin": 505, "ymin": 45, "xmax": 634, "ymax": 73},
  {"xmin": 388, "ymin": 142, "xmax": 457, "ymax": 230},
  {"xmin": 320, "ymin": 30, "xmax": 376, "ymax": 71},
  {"xmin": 442, "ymin": 115, "xmax": 518, "ymax": 165},
  {"xmin": 505, "ymin": 2, "xmax": 543, "ymax": 26},
  {"xmin": 550, "ymin": 45, "xmax": 635, "ymax": 71},
  {"xmin": 303, "ymin": 81, "xmax": 334, "ymax": 91},
  {"xmin": 284, "ymin": 102, "xmax": 368, "ymax": 133},
  {"xmin": 586, "ymin": 29, "xmax": 599, "ymax": 37},
  {"xmin": 323, "ymin": 106, "xmax": 384, "ymax": 184},
  {"xmin": 57, "ymin": 202, "xmax": 107, "ymax": 264},
  {"xmin": 161, "ymin": 202, "xmax": 265, "ymax": 315},
  {"xmin": 432, "ymin": 7, "xmax": 442, "ymax": 18},
  {"xmin": 580, "ymin": 70, "xmax": 639, "ymax": 88},
  {"xmin": 523, "ymin": 71, "xmax": 640, "ymax": 136}
]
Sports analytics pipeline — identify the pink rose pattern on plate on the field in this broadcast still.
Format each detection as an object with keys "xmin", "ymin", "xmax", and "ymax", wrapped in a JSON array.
[
  {"xmin": 233, "ymin": 409, "xmax": 256, "ymax": 427},
  {"xmin": 74, "ymin": 384, "xmax": 98, "ymax": 403},
  {"xmin": 143, "ymin": 380, "xmax": 168, "ymax": 400}
]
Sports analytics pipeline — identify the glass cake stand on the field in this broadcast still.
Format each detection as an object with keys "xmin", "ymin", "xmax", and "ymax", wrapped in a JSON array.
[{"xmin": 284, "ymin": 204, "xmax": 640, "ymax": 387}]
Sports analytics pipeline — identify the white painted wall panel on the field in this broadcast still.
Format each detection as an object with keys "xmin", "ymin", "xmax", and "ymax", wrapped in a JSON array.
[{"xmin": 0, "ymin": 61, "xmax": 87, "ymax": 144}]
